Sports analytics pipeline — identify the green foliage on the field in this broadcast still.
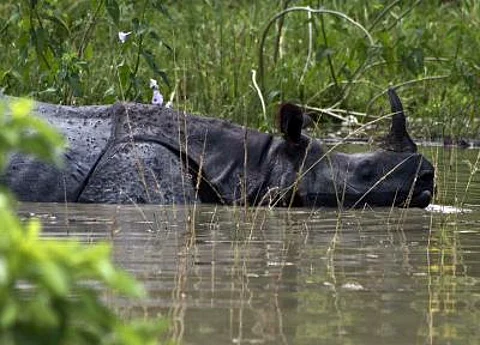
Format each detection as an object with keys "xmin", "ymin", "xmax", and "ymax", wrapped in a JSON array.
[
  {"xmin": 0, "ymin": 1, "xmax": 479, "ymax": 138},
  {"xmin": 0, "ymin": 99, "xmax": 168, "ymax": 344},
  {"xmin": 0, "ymin": 98, "xmax": 65, "ymax": 172},
  {"xmin": 0, "ymin": 0, "xmax": 171, "ymax": 104},
  {"xmin": 0, "ymin": 208, "xmax": 167, "ymax": 345}
]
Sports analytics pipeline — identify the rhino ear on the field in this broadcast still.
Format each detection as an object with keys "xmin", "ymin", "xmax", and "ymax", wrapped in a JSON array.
[
  {"xmin": 279, "ymin": 103, "xmax": 304, "ymax": 143},
  {"xmin": 381, "ymin": 88, "xmax": 417, "ymax": 153}
]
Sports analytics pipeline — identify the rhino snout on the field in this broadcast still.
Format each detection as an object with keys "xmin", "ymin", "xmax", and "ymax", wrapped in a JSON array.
[{"xmin": 406, "ymin": 168, "xmax": 435, "ymax": 208}]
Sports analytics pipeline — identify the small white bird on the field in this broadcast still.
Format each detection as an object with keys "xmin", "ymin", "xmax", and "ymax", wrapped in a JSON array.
[
  {"xmin": 149, "ymin": 79, "xmax": 158, "ymax": 89},
  {"xmin": 149, "ymin": 79, "xmax": 163, "ymax": 106},
  {"xmin": 118, "ymin": 31, "xmax": 132, "ymax": 44}
]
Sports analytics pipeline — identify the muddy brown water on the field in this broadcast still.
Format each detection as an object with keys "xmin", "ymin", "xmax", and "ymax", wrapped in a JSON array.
[{"xmin": 18, "ymin": 146, "xmax": 480, "ymax": 345}]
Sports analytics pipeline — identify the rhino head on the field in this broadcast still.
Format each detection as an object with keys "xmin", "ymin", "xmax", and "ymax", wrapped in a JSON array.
[{"xmin": 274, "ymin": 88, "xmax": 434, "ymax": 208}]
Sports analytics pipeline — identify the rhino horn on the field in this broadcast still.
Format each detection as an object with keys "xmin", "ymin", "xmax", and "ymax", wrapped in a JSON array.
[{"xmin": 381, "ymin": 88, "xmax": 417, "ymax": 153}]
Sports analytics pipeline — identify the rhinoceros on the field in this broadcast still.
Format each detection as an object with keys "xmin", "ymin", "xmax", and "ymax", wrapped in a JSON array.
[{"xmin": 3, "ymin": 89, "xmax": 434, "ymax": 208}]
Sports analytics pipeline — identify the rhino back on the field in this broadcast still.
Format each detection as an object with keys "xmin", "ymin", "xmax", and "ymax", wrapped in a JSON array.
[
  {"xmin": 111, "ymin": 103, "xmax": 275, "ymax": 204},
  {"xmin": 4, "ymin": 102, "xmax": 114, "ymax": 202}
]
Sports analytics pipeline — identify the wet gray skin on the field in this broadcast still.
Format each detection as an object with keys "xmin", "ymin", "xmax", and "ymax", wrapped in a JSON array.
[{"xmin": 2, "ymin": 89, "xmax": 434, "ymax": 208}]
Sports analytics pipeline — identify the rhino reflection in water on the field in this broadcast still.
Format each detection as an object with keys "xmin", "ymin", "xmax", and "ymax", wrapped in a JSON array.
[{"xmin": 4, "ymin": 89, "xmax": 434, "ymax": 208}]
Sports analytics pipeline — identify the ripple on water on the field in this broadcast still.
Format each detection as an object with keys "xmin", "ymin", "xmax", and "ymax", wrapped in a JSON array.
[
  {"xmin": 17, "ymin": 197, "xmax": 480, "ymax": 345},
  {"xmin": 16, "ymin": 146, "xmax": 480, "ymax": 345}
]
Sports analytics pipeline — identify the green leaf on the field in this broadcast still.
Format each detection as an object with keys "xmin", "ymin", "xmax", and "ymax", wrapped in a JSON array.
[
  {"xmin": 0, "ymin": 129, "xmax": 19, "ymax": 147},
  {"xmin": 25, "ymin": 296, "xmax": 60, "ymax": 328},
  {"xmin": 148, "ymin": 30, "xmax": 173, "ymax": 53},
  {"xmin": 141, "ymin": 50, "xmax": 170, "ymax": 87},
  {"xmin": 0, "ymin": 299, "xmax": 17, "ymax": 328},
  {"xmin": 0, "ymin": 98, "xmax": 168, "ymax": 344},
  {"xmin": 46, "ymin": 14, "xmax": 70, "ymax": 40},
  {"xmin": 10, "ymin": 98, "xmax": 32, "ymax": 119},
  {"xmin": 132, "ymin": 17, "xmax": 140, "ymax": 32},
  {"xmin": 106, "ymin": 0, "xmax": 120, "ymax": 26},
  {"xmin": 316, "ymin": 45, "xmax": 334, "ymax": 63},
  {"xmin": 33, "ymin": 27, "xmax": 48, "ymax": 56},
  {"xmin": 401, "ymin": 47, "xmax": 424, "ymax": 75},
  {"xmin": 84, "ymin": 43, "xmax": 94, "ymax": 60},
  {"xmin": 0, "ymin": 257, "xmax": 7, "ymax": 285},
  {"xmin": 151, "ymin": 0, "xmax": 171, "ymax": 20},
  {"xmin": 118, "ymin": 63, "xmax": 130, "ymax": 90},
  {"xmin": 38, "ymin": 261, "xmax": 69, "ymax": 297},
  {"xmin": 157, "ymin": 71, "xmax": 170, "ymax": 88}
]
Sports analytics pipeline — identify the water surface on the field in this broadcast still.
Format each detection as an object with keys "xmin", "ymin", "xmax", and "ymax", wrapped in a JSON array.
[{"xmin": 19, "ymin": 146, "xmax": 480, "ymax": 345}]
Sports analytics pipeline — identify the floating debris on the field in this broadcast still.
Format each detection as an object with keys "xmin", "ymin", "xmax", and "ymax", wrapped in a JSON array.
[
  {"xmin": 425, "ymin": 204, "xmax": 472, "ymax": 214},
  {"xmin": 341, "ymin": 282, "xmax": 365, "ymax": 291}
]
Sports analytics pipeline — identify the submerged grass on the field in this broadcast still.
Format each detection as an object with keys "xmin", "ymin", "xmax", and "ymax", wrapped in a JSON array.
[{"xmin": 1, "ymin": 1, "xmax": 479, "ymax": 138}]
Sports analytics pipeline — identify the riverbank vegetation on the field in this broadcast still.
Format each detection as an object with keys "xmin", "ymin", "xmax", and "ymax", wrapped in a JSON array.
[{"xmin": 0, "ymin": 1, "xmax": 479, "ymax": 139}]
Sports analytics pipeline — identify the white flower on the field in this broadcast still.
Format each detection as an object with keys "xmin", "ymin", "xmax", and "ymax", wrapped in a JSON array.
[
  {"xmin": 149, "ymin": 78, "xmax": 159, "ymax": 89},
  {"xmin": 165, "ymin": 101, "xmax": 172, "ymax": 109},
  {"xmin": 152, "ymin": 89, "xmax": 163, "ymax": 106},
  {"xmin": 118, "ymin": 31, "xmax": 132, "ymax": 43}
]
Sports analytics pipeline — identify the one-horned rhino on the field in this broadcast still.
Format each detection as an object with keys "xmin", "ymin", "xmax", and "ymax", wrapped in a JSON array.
[{"xmin": 2, "ymin": 89, "xmax": 434, "ymax": 208}]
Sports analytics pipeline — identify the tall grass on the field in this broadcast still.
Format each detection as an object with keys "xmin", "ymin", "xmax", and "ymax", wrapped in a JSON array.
[{"xmin": 0, "ymin": 0, "xmax": 479, "ymax": 138}]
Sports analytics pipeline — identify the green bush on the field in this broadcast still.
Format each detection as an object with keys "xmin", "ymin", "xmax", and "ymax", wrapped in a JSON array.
[
  {"xmin": 1, "ymin": 1, "xmax": 479, "ymax": 137},
  {"xmin": 0, "ymin": 99, "xmax": 167, "ymax": 345},
  {"xmin": 0, "ymin": 98, "xmax": 65, "ymax": 173},
  {"xmin": 0, "ymin": 206, "xmax": 167, "ymax": 345}
]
